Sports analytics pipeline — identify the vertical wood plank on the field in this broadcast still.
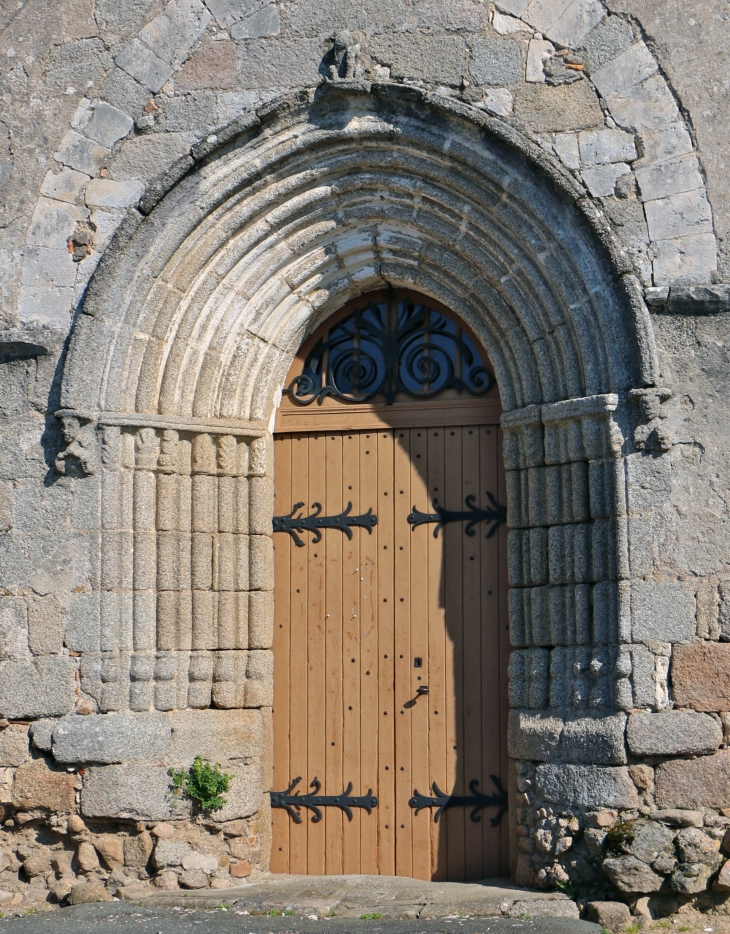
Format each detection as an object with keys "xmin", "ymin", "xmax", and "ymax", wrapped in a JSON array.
[
  {"xmin": 306, "ymin": 434, "xmax": 327, "ymax": 874},
  {"xmin": 409, "ymin": 427, "xmax": 431, "ymax": 880},
  {"xmin": 272, "ymin": 435, "xmax": 292, "ymax": 872},
  {"xmin": 462, "ymin": 425, "xmax": 484, "ymax": 880},
  {"xmin": 341, "ymin": 432, "xmax": 362, "ymax": 873},
  {"xmin": 377, "ymin": 429, "xmax": 396, "ymax": 875},
  {"xmin": 393, "ymin": 430, "xmax": 413, "ymax": 878},
  {"xmin": 427, "ymin": 427, "xmax": 448, "ymax": 881},
  {"xmin": 288, "ymin": 434, "xmax": 310, "ymax": 873},
  {"xmin": 359, "ymin": 430, "xmax": 379, "ymax": 875},
  {"xmin": 325, "ymin": 432, "xmax": 344, "ymax": 874},
  {"xmin": 443, "ymin": 426, "xmax": 465, "ymax": 881}
]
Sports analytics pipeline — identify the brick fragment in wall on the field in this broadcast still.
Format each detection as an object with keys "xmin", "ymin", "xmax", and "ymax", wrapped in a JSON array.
[
  {"xmin": 655, "ymin": 750, "xmax": 730, "ymax": 809},
  {"xmin": 536, "ymin": 764, "xmax": 640, "ymax": 808},
  {"xmin": 627, "ymin": 711, "xmax": 722, "ymax": 757},
  {"xmin": 508, "ymin": 710, "xmax": 627, "ymax": 764},
  {"xmin": 671, "ymin": 643, "xmax": 730, "ymax": 711}
]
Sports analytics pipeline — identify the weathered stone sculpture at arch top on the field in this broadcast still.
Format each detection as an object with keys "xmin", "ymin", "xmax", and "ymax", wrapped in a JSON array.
[{"xmin": 53, "ymin": 83, "xmax": 681, "ymax": 889}]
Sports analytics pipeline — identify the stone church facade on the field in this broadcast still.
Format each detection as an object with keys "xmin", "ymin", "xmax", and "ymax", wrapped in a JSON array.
[{"xmin": 1, "ymin": 0, "xmax": 730, "ymax": 913}]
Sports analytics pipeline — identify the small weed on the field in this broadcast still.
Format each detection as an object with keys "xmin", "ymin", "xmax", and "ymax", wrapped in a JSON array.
[
  {"xmin": 555, "ymin": 878, "xmax": 577, "ymax": 899},
  {"xmin": 284, "ymin": 910, "xmax": 295, "ymax": 916},
  {"xmin": 325, "ymin": 909, "xmax": 336, "ymax": 918},
  {"xmin": 606, "ymin": 820, "xmax": 637, "ymax": 854},
  {"xmin": 626, "ymin": 925, "xmax": 642, "ymax": 934},
  {"xmin": 656, "ymin": 922, "xmax": 671, "ymax": 929},
  {"xmin": 268, "ymin": 909, "xmax": 281, "ymax": 917},
  {"xmin": 677, "ymin": 927, "xmax": 691, "ymax": 933},
  {"xmin": 23, "ymin": 909, "xmax": 38, "ymax": 916},
  {"xmin": 215, "ymin": 903, "xmax": 230, "ymax": 911},
  {"xmin": 168, "ymin": 755, "xmax": 232, "ymax": 811},
  {"xmin": 360, "ymin": 913, "xmax": 383, "ymax": 920},
  {"xmin": 519, "ymin": 914, "xmax": 532, "ymax": 921}
]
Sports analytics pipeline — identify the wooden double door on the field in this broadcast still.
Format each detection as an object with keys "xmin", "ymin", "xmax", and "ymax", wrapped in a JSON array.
[{"xmin": 271, "ymin": 402, "xmax": 509, "ymax": 880}]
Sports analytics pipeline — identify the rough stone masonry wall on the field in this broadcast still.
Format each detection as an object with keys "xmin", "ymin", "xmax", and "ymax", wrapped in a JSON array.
[
  {"xmin": 506, "ymin": 310, "xmax": 730, "ymax": 915},
  {"xmin": 0, "ymin": 0, "xmax": 730, "ymax": 913}
]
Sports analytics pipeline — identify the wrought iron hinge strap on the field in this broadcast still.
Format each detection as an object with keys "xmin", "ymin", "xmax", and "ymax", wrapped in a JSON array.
[
  {"xmin": 270, "ymin": 777, "xmax": 378, "ymax": 823},
  {"xmin": 272, "ymin": 501, "xmax": 378, "ymax": 547},
  {"xmin": 408, "ymin": 493, "xmax": 506, "ymax": 539},
  {"xmin": 409, "ymin": 776, "xmax": 508, "ymax": 826}
]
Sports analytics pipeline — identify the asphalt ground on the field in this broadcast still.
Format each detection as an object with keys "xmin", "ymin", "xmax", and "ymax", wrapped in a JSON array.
[{"xmin": 0, "ymin": 903, "xmax": 601, "ymax": 934}]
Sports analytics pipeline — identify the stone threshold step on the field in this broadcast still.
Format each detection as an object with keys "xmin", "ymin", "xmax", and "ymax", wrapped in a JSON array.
[{"xmin": 123, "ymin": 873, "xmax": 580, "ymax": 921}]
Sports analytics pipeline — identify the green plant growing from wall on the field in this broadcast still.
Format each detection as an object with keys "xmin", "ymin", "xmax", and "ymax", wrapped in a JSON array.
[{"xmin": 168, "ymin": 756, "xmax": 233, "ymax": 811}]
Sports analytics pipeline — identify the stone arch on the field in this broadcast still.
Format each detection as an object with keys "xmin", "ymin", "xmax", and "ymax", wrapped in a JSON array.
[
  {"xmin": 17, "ymin": 0, "xmax": 717, "ymax": 335},
  {"xmin": 57, "ymin": 85, "xmax": 664, "ymax": 881}
]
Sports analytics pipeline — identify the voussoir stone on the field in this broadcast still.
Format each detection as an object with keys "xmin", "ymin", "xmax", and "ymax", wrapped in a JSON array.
[
  {"xmin": 656, "ymin": 750, "xmax": 730, "ymax": 809},
  {"xmin": 672, "ymin": 643, "xmax": 730, "ymax": 711},
  {"xmin": 536, "ymin": 765, "xmax": 640, "ymax": 808},
  {"xmin": 627, "ymin": 711, "xmax": 722, "ymax": 756},
  {"xmin": 52, "ymin": 712, "xmax": 171, "ymax": 764}
]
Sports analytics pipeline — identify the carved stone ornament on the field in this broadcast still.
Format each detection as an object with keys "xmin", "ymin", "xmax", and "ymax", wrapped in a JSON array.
[
  {"xmin": 328, "ymin": 29, "xmax": 364, "ymax": 81},
  {"xmin": 55, "ymin": 413, "xmax": 99, "ymax": 476},
  {"xmin": 629, "ymin": 388, "xmax": 673, "ymax": 454}
]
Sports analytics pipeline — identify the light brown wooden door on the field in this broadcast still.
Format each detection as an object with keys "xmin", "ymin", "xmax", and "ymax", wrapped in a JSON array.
[{"xmin": 271, "ymin": 418, "xmax": 509, "ymax": 880}]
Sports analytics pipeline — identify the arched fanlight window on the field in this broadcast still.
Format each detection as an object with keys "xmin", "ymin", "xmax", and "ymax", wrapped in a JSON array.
[{"xmin": 283, "ymin": 289, "xmax": 493, "ymax": 406}]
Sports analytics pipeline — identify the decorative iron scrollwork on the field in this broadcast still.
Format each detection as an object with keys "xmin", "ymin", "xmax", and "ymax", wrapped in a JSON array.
[
  {"xmin": 270, "ymin": 777, "xmax": 378, "ymax": 823},
  {"xmin": 272, "ymin": 501, "xmax": 378, "ymax": 548},
  {"xmin": 409, "ymin": 776, "xmax": 508, "ymax": 826},
  {"xmin": 408, "ymin": 493, "xmax": 506, "ymax": 539},
  {"xmin": 283, "ymin": 291, "xmax": 493, "ymax": 406}
]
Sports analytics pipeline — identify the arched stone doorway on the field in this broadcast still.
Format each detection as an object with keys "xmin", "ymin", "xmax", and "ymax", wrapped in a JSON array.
[
  {"xmin": 56, "ymin": 84, "xmax": 659, "ymax": 885},
  {"xmin": 270, "ymin": 288, "xmax": 508, "ymax": 880}
]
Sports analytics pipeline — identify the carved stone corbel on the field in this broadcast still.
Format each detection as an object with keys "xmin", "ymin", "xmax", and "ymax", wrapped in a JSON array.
[
  {"xmin": 628, "ymin": 388, "xmax": 673, "ymax": 453},
  {"xmin": 55, "ymin": 412, "xmax": 99, "ymax": 476}
]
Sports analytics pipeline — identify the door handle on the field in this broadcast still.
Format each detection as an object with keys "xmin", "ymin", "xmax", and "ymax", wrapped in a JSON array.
[{"xmin": 416, "ymin": 685, "xmax": 429, "ymax": 696}]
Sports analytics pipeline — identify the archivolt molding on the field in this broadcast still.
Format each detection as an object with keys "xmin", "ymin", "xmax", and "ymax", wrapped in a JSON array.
[
  {"xmin": 16, "ymin": 0, "xmax": 718, "ymax": 336},
  {"xmin": 61, "ymin": 84, "xmax": 657, "ymax": 425}
]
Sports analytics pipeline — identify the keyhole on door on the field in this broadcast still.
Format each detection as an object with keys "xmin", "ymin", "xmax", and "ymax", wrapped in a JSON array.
[{"xmin": 413, "ymin": 658, "xmax": 422, "ymax": 668}]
